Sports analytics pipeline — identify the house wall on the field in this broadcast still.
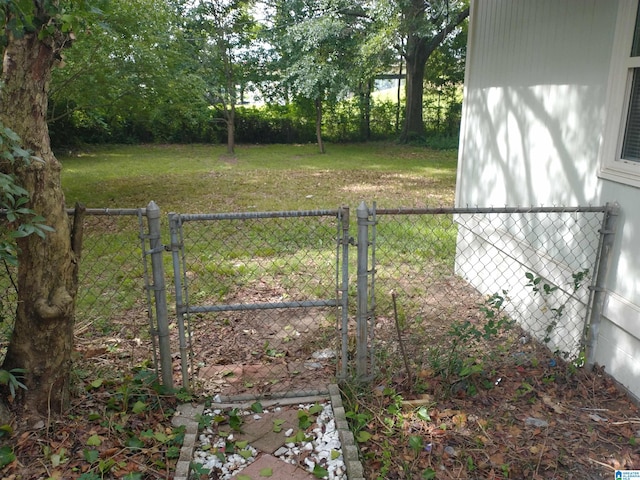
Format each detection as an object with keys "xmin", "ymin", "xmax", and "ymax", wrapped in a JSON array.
[{"xmin": 456, "ymin": 0, "xmax": 640, "ymax": 398}]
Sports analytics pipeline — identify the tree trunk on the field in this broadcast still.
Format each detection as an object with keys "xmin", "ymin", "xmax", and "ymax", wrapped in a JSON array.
[
  {"xmin": 225, "ymin": 48, "xmax": 236, "ymax": 156},
  {"xmin": 0, "ymin": 30, "xmax": 79, "ymax": 418},
  {"xmin": 396, "ymin": 58, "xmax": 403, "ymax": 133},
  {"xmin": 227, "ymin": 103, "xmax": 236, "ymax": 155},
  {"xmin": 358, "ymin": 80, "xmax": 372, "ymax": 141},
  {"xmin": 401, "ymin": 35, "xmax": 429, "ymax": 142},
  {"xmin": 315, "ymin": 98, "xmax": 325, "ymax": 154},
  {"xmin": 399, "ymin": 6, "xmax": 470, "ymax": 143}
]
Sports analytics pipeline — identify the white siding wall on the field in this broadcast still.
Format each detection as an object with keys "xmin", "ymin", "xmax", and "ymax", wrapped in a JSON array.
[
  {"xmin": 457, "ymin": 0, "xmax": 616, "ymax": 207},
  {"xmin": 457, "ymin": 0, "xmax": 640, "ymax": 398}
]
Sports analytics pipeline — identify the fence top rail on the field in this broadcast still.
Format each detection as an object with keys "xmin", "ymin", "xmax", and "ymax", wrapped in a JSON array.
[
  {"xmin": 374, "ymin": 205, "xmax": 610, "ymax": 215},
  {"xmin": 0, "ymin": 207, "xmax": 147, "ymax": 216},
  {"xmin": 171, "ymin": 209, "xmax": 341, "ymax": 222},
  {"xmin": 1, "ymin": 205, "xmax": 610, "ymax": 219},
  {"xmin": 65, "ymin": 208, "xmax": 147, "ymax": 216}
]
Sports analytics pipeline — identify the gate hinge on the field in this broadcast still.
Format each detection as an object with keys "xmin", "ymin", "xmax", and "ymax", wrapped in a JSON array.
[{"xmin": 168, "ymin": 242, "xmax": 183, "ymax": 251}]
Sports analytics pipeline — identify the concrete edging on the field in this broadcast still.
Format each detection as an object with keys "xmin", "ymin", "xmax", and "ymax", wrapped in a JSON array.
[
  {"xmin": 172, "ymin": 402, "xmax": 204, "ymax": 480},
  {"xmin": 328, "ymin": 383, "xmax": 366, "ymax": 480}
]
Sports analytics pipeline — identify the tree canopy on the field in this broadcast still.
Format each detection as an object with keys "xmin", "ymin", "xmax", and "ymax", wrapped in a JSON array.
[{"xmin": 44, "ymin": 0, "xmax": 468, "ymax": 148}]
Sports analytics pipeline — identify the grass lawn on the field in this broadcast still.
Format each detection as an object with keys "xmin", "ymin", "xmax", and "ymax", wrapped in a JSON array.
[{"xmin": 60, "ymin": 143, "xmax": 457, "ymax": 211}]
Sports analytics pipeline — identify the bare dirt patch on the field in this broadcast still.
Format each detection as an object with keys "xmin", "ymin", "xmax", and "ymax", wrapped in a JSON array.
[{"xmin": 171, "ymin": 281, "xmax": 338, "ymax": 399}]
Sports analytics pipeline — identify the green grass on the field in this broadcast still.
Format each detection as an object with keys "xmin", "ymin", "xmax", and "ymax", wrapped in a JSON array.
[
  {"xmin": 56, "ymin": 142, "xmax": 458, "ymax": 339},
  {"xmin": 60, "ymin": 143, "xmax": 457, "ymax": 212}
]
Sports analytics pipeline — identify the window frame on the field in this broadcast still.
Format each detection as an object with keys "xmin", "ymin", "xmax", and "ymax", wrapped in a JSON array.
[{"xmin": 599, "ymin": 0, "xmax": 640, "ymax": 187}]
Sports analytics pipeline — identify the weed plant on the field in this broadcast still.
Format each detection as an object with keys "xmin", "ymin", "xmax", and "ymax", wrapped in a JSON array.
[{"xmin": 341, "ymin": 292, "xmax": 515, "ymax": 479}]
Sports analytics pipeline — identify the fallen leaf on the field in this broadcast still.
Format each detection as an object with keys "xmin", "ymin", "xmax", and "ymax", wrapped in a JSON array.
[
  {"xmin": 453, "ymin": 413, "xmax": 467, "ymax": 427},
  {"xmin": 542, "ymin": 395, "xmax": 565, "ymax": 414}
]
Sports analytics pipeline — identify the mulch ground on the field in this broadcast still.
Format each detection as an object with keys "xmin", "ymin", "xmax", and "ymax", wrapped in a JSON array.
[
  {"xmin": 2, "ymin": 290, "xmax": 640, "ymax": 479},
  {"xmin": 343, "ymin": 314, "xmax": 640, "ymax": 480}
]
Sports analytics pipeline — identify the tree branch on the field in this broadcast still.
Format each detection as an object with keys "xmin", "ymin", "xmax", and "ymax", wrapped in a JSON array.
[{"xmin": 426, "ymin": 6, "xmax": 470, "ymax": 53}]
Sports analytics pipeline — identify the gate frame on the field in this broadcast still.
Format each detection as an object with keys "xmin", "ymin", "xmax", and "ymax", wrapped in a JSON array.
[{"xmin": 167, "ymin": 208, "xmax": 349, "ymax": 390}]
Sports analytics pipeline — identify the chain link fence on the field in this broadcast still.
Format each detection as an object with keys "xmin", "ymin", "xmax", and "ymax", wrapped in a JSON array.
[
  {"xmin": 0, "ymin": 209, "xmax": 154, "ymax": 378},
  {"xmin": 362, "ymin": 205, "xmax": 614, "ymax": 384},
  {"xmin": 0, "ymin": 203, "xmax": 615, "ymax": 400}
]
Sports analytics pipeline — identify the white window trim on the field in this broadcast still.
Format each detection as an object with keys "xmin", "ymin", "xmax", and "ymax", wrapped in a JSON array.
[{"xmin": 599, "ymin": 0, "xmax": 640, "ymax": 188}]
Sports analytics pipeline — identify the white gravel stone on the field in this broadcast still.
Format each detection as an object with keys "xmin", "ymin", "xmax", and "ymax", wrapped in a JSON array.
[
  {"xmin": 192, "ymin": 401, "xmax": 347, "ymax": 480},
  {"xmin": 274, "ymin": 446, "xmax": 288, "ymax": 456}
]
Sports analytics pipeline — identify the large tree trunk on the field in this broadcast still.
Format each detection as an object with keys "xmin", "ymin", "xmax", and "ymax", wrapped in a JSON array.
[
  {"xmin": 0, "ymin": 30, "xmax": 79, "ymax": 418},
  {"xmin": 401, "ymin": 35, "xmax": 430, "ymax": 142},
  {"xmin": 400, "ymin": 5, "xmax": 470, "ymax": 143}
]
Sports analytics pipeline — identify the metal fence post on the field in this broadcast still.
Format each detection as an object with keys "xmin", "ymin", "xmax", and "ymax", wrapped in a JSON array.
[
  {"xmin": 585, "ymin": 202, "xmax": 620, "ymax": 369},
  {"xmin": 169, "ymin": 213, "xmax": 190, "ymax": 389},
  {"xmin": 356, "ymin": 201, "xmax": 370, "ymax": 378},
  {"xmin": 338, "ymin": 205, "xmax": 350, "ymax": 379},
  {"xmin": 146, "ymin": 201, "xmax": 173, "ymax": 389}
]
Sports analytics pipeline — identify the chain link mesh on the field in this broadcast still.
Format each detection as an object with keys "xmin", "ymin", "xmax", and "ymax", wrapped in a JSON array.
[
  {"xmin": 370, "ymin": 207, "xmax": 606, "ymax": 376},
  {"xmin": 0, "ymin": 210, "xmax": 153, "ymax": 373},
  {"xmin": 0, "ymin": 205, "xmax": 608, "ymax": 399},
  {"xmin": 174, "ymin": 212, "xmax": 341, "ymax": 397}
]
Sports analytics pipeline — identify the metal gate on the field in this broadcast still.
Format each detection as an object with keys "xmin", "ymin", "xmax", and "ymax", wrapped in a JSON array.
[{"xmin": 167, "ymin": 208, "xmax": 350, "ymax": 397}]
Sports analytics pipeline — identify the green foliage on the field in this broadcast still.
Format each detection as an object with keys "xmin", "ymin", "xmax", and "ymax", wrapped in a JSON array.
[
  {"xmin": 49, "ymin": 0, "xmax": 204, "ymax": 146},
  {"xmin": 312, "ymin": 464, "xmax": 329, "ymax": 478},
  {"xmin": 426, "ymin": 291, "xmax": 511, "ymax": 395},
  {"xmin": 0, "ymin": 444, "xmax": 15, "ymax": 468},
  {"xmin": 525, "ymin": 269, "xmax": 590, "ymax": 348},
  {"xmin": 0, "ymin": 0, "xmax": 93, "ymax": 44},
  {"xmin": 0, "ymin": 124, "xmax": 54, "ymax": 268}
]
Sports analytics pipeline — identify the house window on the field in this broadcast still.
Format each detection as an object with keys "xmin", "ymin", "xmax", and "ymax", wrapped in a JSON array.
[
  {"xmin": 599, "ymin": 0, "xmax": 640, "ymax": 186},
  {"xmin": 621, "ymin": 7, "xmax": 640, "ymax": 162},
  {"xmin": 621, "ymin": 69, "xmax": 640, "ymax": 162}
]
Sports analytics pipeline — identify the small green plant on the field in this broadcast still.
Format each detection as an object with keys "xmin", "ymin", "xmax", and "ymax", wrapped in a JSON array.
[
  {"xmin": 175, "ymin": 387, "xmax": 194, "ymax": 403},
  {"xmin": 525, "ymin": 269, "xmax": 589, "ymax": 347},
  {"xmin": 262, "ymin": 341, "xmax": 284, "ymax": 358},
  {"xmin": 0, "ymin": 368, "xmax": 27, "ymax": 399},
  {"xmin": 408, "ymin": 435, "xmax": 424, "ymax": 456},
  {"xmin": 345, "ymin": 407, "xmax": 372, "ymax": 433},
  {"xmin": 422, "ymin": 468, "xmax": 437, "ymax": 479},
  {"xmin": 272, "ymin": 418, "xmax": 286, "ymax": 433},
  {"xmin": 0, "ymin": 444, "xmax": 15, "ymax": 468},
  {"xmin": 426, "ymin": 291, "xmax": 511, "ymax": 395},
  {"xmin": 227, "ymin": 408, "xmax": 243, "ymax": 431},
  {"xmin": 478, "ymin": 291, "xmax": 512, "ymax": 338}
]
